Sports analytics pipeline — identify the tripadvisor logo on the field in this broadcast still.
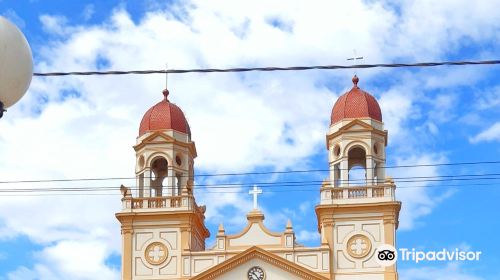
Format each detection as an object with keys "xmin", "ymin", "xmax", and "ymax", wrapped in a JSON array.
[
  {"xmin": 376, "ymin": 244, "xmax": 398, "ymax": 266},
  {"xmin": 375, "ymin": 244, "xmax": 482, "ymax": 266}
]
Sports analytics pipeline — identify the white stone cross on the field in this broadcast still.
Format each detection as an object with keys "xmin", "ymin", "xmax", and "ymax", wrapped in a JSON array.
[
  {"xmin": 351, "ymin": 238, "xmax": 368, "ymax": 255},
  {"xmin": 249, "ymin": 185, "xmax": 262, "ymax": 209},
  {"xmin": 148, "ymin": 245, "xmax": 166, "ymax": 262}
]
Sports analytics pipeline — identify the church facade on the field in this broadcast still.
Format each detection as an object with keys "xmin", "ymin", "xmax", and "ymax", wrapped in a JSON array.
[{"xmin": 116, "ymin": 76, "xmax": 401, "ymax": 280}]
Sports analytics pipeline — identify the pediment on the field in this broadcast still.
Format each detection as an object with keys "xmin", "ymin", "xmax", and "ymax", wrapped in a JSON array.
[
  {"xmin": 191, "ymin": 246, "xmax": 329, "ymax": 280},
  {"xmin": 339, "ymin": 119, "xmax": 374, "ymax": 131},
  {"xmin": 226, "ymin": 211, "xmax": 282, "ymax": 248},
  {"xmin": 140, "ymin": 131, "xmax": 176, "ymax": 144},
  {"xmin": 133, "ymin": 131, "xmax": 197, "ymax": 157},
  {"xmin": 326, "ymin": 119, "xmax": 388, "ymax": 149}
]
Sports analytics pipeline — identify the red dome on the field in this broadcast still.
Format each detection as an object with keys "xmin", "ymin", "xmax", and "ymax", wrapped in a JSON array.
[
  {"xmin": 139, "ymin": 89, "xmax": 191, "ymax": 136},
  {"xmin": 331, "ymin": 75, "xmax": 382, "ymax": 124}
]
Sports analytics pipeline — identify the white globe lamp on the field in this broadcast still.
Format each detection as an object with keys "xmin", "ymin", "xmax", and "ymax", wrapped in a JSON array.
[{"xmin": 0, "ymin": 16, "xmax": 33, "ymax": 118}]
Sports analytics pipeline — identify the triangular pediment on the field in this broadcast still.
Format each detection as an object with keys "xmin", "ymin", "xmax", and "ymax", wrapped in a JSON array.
[
  {"xmin": 140, "ymin": 131, "xmax": 176, "ymax": 144},
  {"xmin": 326, "ymin": 119, "xmax": 388, "ymax": 149},
  {"xmin": 133, "ymin": 131, "xmax": 198, "ymax": 157},
  {"xmin": 191, "ymin": 246, "xmax": 329, "ymax": 280},
  {"xmin": 339, "ymin": 119, "xmax": 374, "ymax": 131}
]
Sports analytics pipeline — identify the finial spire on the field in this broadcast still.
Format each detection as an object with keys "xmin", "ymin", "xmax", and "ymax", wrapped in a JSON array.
[
  {"xmin": 352, "ymin": 75, "xmax": 359, "ymax": 87},
  {"xmin": 162, "ymin": 89, "xmax": 169, "ymax": 101},
  {"xmin": 218, "ymin": 223, "xmax": 225, "ymax": 233},
  {"xmin": 163, "ymin": 63, "xmax": 169, "ymax": 101},
  {"xmin": 165, "ymin": 63, "xmax": 169, "ymax": 89}
]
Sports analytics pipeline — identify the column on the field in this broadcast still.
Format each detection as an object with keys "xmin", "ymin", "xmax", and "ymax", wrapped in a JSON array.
[
  {"xmin": 384, "ymin": 217, "xmax": 397, "ymax": 280},
  {"xmin": 121, "ymin": 227, "xmax": 133, "ymax": 280},
  {"xmin": 379, "ymin": 161, "xmax": 386, "ymax": 183},
  {"xmin": 366, "ymin": 157, "xmax": 374, "ymax": 185},
  {"xmin": 330, "ymin": 162, "xmax": 336, "ymax": 187},
  {"xmin": 167, "ymin": 167, "xmax": 175, "ymax": 196},
  {"xmin": 340, "ymin": 160, "xmax": 349, "ymax": 187},
  {"xmin": 137, "ymin": 173, "xmax": 144, "ymax": 197},
  {"xmin": 143, "ymin": 169, "xmax": 151, "ymax": 197}
]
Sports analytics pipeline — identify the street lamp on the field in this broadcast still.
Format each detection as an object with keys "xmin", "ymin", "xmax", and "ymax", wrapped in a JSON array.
[{"xmin": 0, "ymin": 16, "xmax": 33, "ymax": 118}]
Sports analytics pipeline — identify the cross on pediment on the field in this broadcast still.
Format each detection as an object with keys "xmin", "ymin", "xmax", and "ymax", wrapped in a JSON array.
[{"xmin": 249, "ymin": 185, "xmax": 263, "ymax": 210}]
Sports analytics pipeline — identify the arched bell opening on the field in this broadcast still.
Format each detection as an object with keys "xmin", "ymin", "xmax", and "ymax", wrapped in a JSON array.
[
  {"xmin": 348, "ymin": 146, "xmax": 367, "ymax": 186},
  {"xmin": 151, "ymin": 157, "xmax": 168, "ymax": 197}
]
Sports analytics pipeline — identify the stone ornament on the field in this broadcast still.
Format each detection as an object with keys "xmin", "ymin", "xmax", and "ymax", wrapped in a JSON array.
[
  {"xmin": 144, "ymin": 242, "xmax": 169, "ymax": 265},
  {"xmin": 346, "ymin": 234, "xmax": 372, "ymax": 259}
]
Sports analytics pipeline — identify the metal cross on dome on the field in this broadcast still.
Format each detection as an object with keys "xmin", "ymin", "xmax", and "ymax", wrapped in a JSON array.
[
  {"xmin": 347, "ymin": 49, "xmax": 364, "ymax": 75},
  {"xmin": 165, "ymin": 63, "xmax": 169, "ymax": 89},
  {"xmin": 347, "ymin": 49, "xmax": 364, "ymax": 63},
  {"xmin": 249, "ymin": 185, "xmax": 263, "ymax": 210}
]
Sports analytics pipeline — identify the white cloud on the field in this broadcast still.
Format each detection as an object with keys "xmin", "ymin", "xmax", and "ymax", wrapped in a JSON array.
[
  {"xmin": 1, "ymin": 9, "xmax": 26, "ymax": 29},
  {"xmin": 82, "ymin": 4, "xmax": 95, "ymax": 21},
  {"xmin": 393, "ymin": 154, "xmax": 455, "ymax": 230},
  {"xmin": 400, "ymin": 262, "xmax": 484, "ymax": 280},
  {"xmin": 296, "ymin": 230, "xmax": 320, "ymax": 243},
  {"xmin": 39, "ymin": 15, "xmax": 68, "ymax": 35},
  {"xmin": 5, "ymin": 266, "xmax": 38, "ymax": 280},
  {"xmin": 475, "ymin": 86, "xmax": 500, "ymax": 110},
  {"xmin": 6, "ymin": 240, "xmax": 119, "ymax": 280},
  {"xmin": 470, "ymin": 122, "xmax": 500, "ymax": 143}
]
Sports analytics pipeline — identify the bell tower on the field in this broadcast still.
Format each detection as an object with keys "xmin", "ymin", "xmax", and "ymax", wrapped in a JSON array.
[
  {"xmin": 316, "ymin": 76, "xmax": 401, "ymax": 280},
  {"xmin": 116, "ymin": 89, "xmax": 209, "ymax": 280}
]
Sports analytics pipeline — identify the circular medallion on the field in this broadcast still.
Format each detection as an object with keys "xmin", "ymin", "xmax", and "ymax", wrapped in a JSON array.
[
  {"xmin": 247, "ymin": 266, "xmax": 265, "ymax": 280},
  {"xmin": 346, "ymin": 234, "xmax": 372, "ymax": 259},
  {"xmin": 144, "ymin": 242, "xmax": 168, "ymax": 265}
]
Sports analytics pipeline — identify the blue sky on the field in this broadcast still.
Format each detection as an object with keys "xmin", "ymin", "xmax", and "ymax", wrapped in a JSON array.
[{"xmin": 0, "ymin": 0, "xmax": 499, "ymax": 279}]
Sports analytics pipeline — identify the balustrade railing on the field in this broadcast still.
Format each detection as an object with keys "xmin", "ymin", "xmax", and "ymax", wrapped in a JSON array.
[
  {"xmin": 321, "ymin": 183, "xmax": 395, "ymax": 203},
  {"xmin": 122, "ymin": 195, "xmax": 192, "ymax": 210},
  {"xmin": 348, "ymin": 188, "xmax": 367, "ymax": 198}
]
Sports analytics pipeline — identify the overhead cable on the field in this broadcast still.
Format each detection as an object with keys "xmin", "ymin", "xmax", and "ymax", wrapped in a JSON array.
[
  {"xmin": 1, "ymin": 160, "xmax": 499, "ymax": 184},
  {"xmin": 33, "ymin": 60, "xmax": 500, "ymax": 77}
]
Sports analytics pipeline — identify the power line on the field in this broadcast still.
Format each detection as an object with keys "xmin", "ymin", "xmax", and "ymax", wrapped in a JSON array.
[
  {"xmin": 0, "ymin": 181, "xmax": 498, "ymax": 197},
  {"xmin": 1, "ymin": 174, "xmax": 499, "ymax": 193},
  {"xmin": 32, "ymin": 60, "xmax": 500, "ymax": 77},
  {"xmin": 1, "ymin": 160, "xmax": 499, "ymax": 184}
]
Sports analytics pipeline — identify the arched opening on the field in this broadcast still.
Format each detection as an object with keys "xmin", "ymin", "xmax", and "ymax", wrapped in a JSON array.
[
  {"xmin": 348, "ymin": 146, "xmax": 367, "ymax": 186},
  {"xmin": 151, "ymin": 157, "xmax": 168, "ymax": 197}
]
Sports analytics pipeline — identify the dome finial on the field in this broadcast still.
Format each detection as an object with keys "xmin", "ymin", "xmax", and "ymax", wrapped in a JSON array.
[
  {"xmin": 162, "ymin": 88, "xmax": 169, "ymax": 101},
  {"xmin": 352, "ymin": 75, "xmax": 359, "ymax": 87}
]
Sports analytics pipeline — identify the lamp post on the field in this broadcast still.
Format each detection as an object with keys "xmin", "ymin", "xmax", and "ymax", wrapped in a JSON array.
[{"xmin": 0, "ymin": 16, "xmax": 33, "ymax": 118}]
